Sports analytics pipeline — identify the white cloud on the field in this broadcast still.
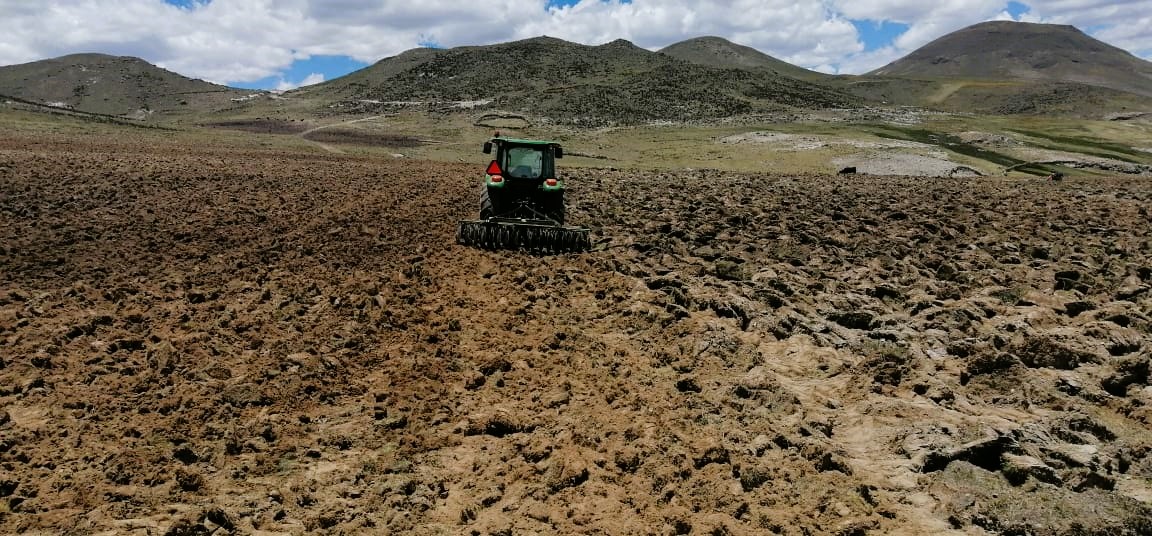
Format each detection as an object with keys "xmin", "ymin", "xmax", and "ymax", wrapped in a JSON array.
[
  {"xmin": 275, "ymin": 72, "xmax": 325, "ymax": 91},
  {"xmin": 0, "ymin": 0, "xmax": 1147, "ymax": 83},
  {"xmin": 300, "ymin": 72, "xmax": 325, "ymax": 86}
]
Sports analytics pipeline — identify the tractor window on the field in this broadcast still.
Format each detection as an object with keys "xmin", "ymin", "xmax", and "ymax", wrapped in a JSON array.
[{"xmin": 504, "ymin": 147, "xmax": 546, "ymax": 179}]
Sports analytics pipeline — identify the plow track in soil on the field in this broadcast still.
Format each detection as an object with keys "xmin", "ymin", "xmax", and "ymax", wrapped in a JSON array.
[{"xmin": 1, "ymin": 135, "xmax": 1151, "ymax": 535}]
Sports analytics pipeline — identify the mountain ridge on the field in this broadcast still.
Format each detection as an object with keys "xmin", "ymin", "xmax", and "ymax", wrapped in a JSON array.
[
  {"xmin": 0, "ymin": 52, "xmax": 245, "ymax": 117},
  {"xmin": 292, "ymin": 35, "xmax": 857, "ymax": 125},
  {"xmin": 868, "ymin": 20, "xmax": 1152, "ymax": 97},
  {"xmin": 659, "ymin": 36, "xmax": 828, "ymax": 81},
  {"xmin": 4, "ymin": 21, "xmax": 1150, "ymax": 123}
]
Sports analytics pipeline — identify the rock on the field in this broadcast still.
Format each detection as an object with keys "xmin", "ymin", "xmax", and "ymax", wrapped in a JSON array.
[
  {"xmin": 738, "ymin": 463, "xmax": 772, "ymax": 491},
  {"xmin": 733, "ymin": 369, "xmax": 799, "ymax": 413},
  {"xmin": 203, "ymin": 507, "xmax": 236, "ymax": 530},
  {"xmin": 1062, "ymin": 301, "xmax": 1095, "ymax": 317},
  {"xmin": 1070, "ymin": 470, "xmax": 1115, "ymax": 492},
  {"xmin": 1001, "ymin": 454, "xmax": 1062, "ymax": 485},
  {"xmin": 1054, "ymin": 270, "xmax": 1087, "ymax": 292},
  {"xmin": 693, "ymin": 245, "xmax": 723, "ymax": 261},
  {"xmin": 613, "ymin": 447, "xmax": 642, "ymax": 473},
  {"xmin": 936, "ymin": 263, "xmax": 959, "ymax": 281},
  {"xmin": 714, "ymin": 260, "xmax": 747, "ymax": 281},
  {"xmin": 312, "ymin": 505, "xmax": 349, "ymax": 529},
  {"xmin": 694, "ymin": 445, "xmax": 730, "ymax": 469},
  {"xmin": 523, "ymin": 501, "xmax": 551, "ymax": 523},
  {"xmin": 1106, "ymin": 331, "xmax": 1144, "ymax": 356},
  {"xmin": 172, "ymin": 445, "xmax": 200, "ymax": 464},
  {"xmin": 676, "ymin": 377, "xmax": 701, "ymax": 393},
  {"xmin": 1056, "ymin": 376, "xmax": 1083, "ymax": 396},
  {"xmin": 463, "ymin": 370, "xmax": 485, "ymax": 390},
  {"xmin": 175, "ymin": 468, "xmax": 204, "ymax": 492},
  {"xmin": 868, "ymin": 285, "xmax": 903, "ymax": 300},
  {"xmin": 1012, "ymin": 336, "xmax": 1100, "ymax": 370},
  {"xmin": 737, "ymin": 367, "xmax": 777, "ymax": 391},
  {"xmin": 461, "ymin": 412, "xmax": 534, "ymax": 437},
  {"xmin": 921, "ymin": 435, "xmax": 1013, "ymax": 473},
  {"xmin": 750, "ymin": 434, "xmax": 773, "ymax": 456},
  {"xmin": 542, "ymin": 388, "xmax": 570, "ymax": 408},
  {"xmin": 544, "ymin": 452, "xmax": 590, "ymax": 493},
  {"xmin": 1102, "ymin": 355, "xmax": 1150, "ymax": 396},
  {"xmin": 827, "ymin": 311, "xmax": 876, "ymax": 330},
  {"xmin": 1040, "ymin": 444, "xmax": 1098, "ymax": 468},
  {"xmin": 221, "ymin": 383, "xmax": 270, "ymax": 407},
  {"xmin": 1116, "ymin": 284, "xmax": 1149, "ymax": 301}
]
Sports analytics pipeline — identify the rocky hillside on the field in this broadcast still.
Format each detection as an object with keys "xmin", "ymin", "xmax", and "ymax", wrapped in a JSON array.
[
  {"xmin": 293, "ymin": 37, "xmax": 857, "ymax": 126},
  {"xmin": 0, "ymin": 53, "xmax": 245, "ymax": 118},
  {"xmin": 660, "ymin": 36, "xmax": 827, "ymax": 81},
  {"xmin": 869, "ymin": 21, "xmax": 1152, "ymax": 97}
]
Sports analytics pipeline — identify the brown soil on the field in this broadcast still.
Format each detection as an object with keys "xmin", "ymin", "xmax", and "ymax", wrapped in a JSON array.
[
  {"xmin": 300, "ymin": 129, "xmax": 424, "ymax": 148},
  {"xmin": 2, "ymin": 133, "xmax": 1151, "ymax": 535},
  {"xmin": 202, "ymin": 119, "xmax": 423, "ymax": 148},
  {"xmin": 204, "ymin": 119, "xmax": 312, "ymax": 135}
]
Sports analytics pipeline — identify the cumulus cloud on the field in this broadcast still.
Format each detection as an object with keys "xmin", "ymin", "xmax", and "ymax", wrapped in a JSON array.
[
  {"xmin": 0, "ymin": 0, "xmax": 1146, "ymax": 84},
  {"xmin": 275, "ymin": 72, "xmax": 325, "ymax": 91}
]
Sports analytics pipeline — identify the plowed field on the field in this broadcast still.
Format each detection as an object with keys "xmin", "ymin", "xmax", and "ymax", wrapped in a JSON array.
[{"xmin": 2, "ymin": 133, "xmax": 1151, "ymax": 535}]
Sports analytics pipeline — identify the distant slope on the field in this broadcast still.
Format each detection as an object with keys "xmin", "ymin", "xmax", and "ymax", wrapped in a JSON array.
[
  {"xmin": 659, "ymin": 36, "xmax": 827, "ymax": 81},
  {"xmin": 294, "ymin": 37, "xmax": 857, "ymax": 125},
  {"xmin": 869, "ymin": 21, "xmax": 1152, "ymax": 97},
  {"xmin": 0, "ymin": 53, "xmax": 245, "ymax": 118}
]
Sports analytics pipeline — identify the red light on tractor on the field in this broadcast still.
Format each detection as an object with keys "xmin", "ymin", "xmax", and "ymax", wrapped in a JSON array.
[
  {"xmin": 486, "ymin": 160, "xmax": 502, "ymax": 176},
  {"xmin": 544, "ymin": 178, "xmax": 558, "ymax": 186},
  {"xmin": 491, "ymin": 175, "xmax": 503, "ymax": 183}
]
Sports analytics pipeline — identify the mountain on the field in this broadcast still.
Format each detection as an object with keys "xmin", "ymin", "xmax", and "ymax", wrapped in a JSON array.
[
  {"xmin": 868, "ymin": 21, "xmax": 1152, "ymax": 97},
  {"xmin": 659, "ymin": 36, "xmax": 827, "ymax": 81},
  {"xmin": 293, "ymin": 36, "xmax": 857, "ymax": 125},
  {"xmin": 0, "ymin": 53, "xmax": 245, "ymax": 118}
]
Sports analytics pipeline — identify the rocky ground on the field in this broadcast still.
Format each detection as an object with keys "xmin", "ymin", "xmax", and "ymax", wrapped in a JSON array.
[{"xmin": 2, "ymin": 132, "xmax": 1151, "ymax": 535}]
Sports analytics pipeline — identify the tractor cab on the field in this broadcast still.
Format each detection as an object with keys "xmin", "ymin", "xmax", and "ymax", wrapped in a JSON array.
[{"xmin": 483, "ymin": 137, "xmax": 563, "ymax": 181}]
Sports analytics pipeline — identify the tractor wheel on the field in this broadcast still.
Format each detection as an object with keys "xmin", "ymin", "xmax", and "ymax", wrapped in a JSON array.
[{"xmin": 479, "ymin": 186, "xmax": 493, "ymax": 220}]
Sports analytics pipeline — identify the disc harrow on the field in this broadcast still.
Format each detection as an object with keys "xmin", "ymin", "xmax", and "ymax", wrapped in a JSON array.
[{"xmin": 457, "ymin": 218, "xmax": 590, "ymax": 254}]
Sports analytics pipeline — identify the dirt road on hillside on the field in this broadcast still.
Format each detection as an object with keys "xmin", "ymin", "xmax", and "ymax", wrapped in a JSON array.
[{"xmin": 1, "ymin": 135, "xmax": 1151, "ymax": 535}]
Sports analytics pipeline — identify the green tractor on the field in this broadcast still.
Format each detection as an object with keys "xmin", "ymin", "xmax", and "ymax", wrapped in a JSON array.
[{"xmin": 456, "ymin": 135, "xmax": 591, "ymax": 252}]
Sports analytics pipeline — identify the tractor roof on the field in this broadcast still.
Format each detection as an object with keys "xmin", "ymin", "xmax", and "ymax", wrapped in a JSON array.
[{"xmin": 491, "ymin": 137, "xmax": 559, "ymax": 146}]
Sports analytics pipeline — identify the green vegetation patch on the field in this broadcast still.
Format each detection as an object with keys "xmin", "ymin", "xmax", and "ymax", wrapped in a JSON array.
[
  {"xmin": 1006, "ymin": 128, "xmax": 1147, "ymax": 163},
  {"xmin": 867, "ymin": 125, "xmax": 1049, "ymax": 175}
]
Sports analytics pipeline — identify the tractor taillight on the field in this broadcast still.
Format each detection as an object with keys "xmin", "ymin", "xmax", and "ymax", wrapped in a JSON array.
[
  {"xmin": 544, "ymin": 178, "xmax": 558, "ymax": 187},
  {"xmin": 486, "ymin": 160, "xmax": 502, "ymax": 176},
  {"xmin": 491, "ymin": 175, "xmax": 503, "ymax": 183}
]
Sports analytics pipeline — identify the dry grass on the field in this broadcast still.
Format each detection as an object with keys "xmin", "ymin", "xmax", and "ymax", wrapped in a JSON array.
[{"xmin": 4, "ymin": 103, "xmax": 1151, "ymax": 176}]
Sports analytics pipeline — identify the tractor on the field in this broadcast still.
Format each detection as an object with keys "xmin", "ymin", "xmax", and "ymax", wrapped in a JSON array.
[{"xmin": 456, "ymin": 135, "xmax": 590, "ymax": 252}]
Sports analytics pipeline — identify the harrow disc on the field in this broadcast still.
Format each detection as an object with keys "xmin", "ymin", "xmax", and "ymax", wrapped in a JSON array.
[{"xmin": 457, "ymin": 219, "xmax": 590, "ymax": 254}]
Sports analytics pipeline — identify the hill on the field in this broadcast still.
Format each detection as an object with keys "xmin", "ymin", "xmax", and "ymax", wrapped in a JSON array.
[
  {"xmin": 0, "ymin": 53, "xmax": 245, "ymax": 118},
  {"xmin": 869, "ymin": 21, "xmax": 1152, "ymax": 97},
  {"xmin": 659, "ymin": 36, "xmax": 827, "ymax": 81},
  {"xmin": 293, "ymin": 36, "xmax": 857, "ymax": 125}
]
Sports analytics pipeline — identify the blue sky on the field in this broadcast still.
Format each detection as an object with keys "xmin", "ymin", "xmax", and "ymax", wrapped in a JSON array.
[
  {"xmin": 4, "ymin": 1, "xmax": 1147, "ymax": 89},
  {"xmin": 236, "ymin": 55, "xmax": 370, "ymax": 91}
]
